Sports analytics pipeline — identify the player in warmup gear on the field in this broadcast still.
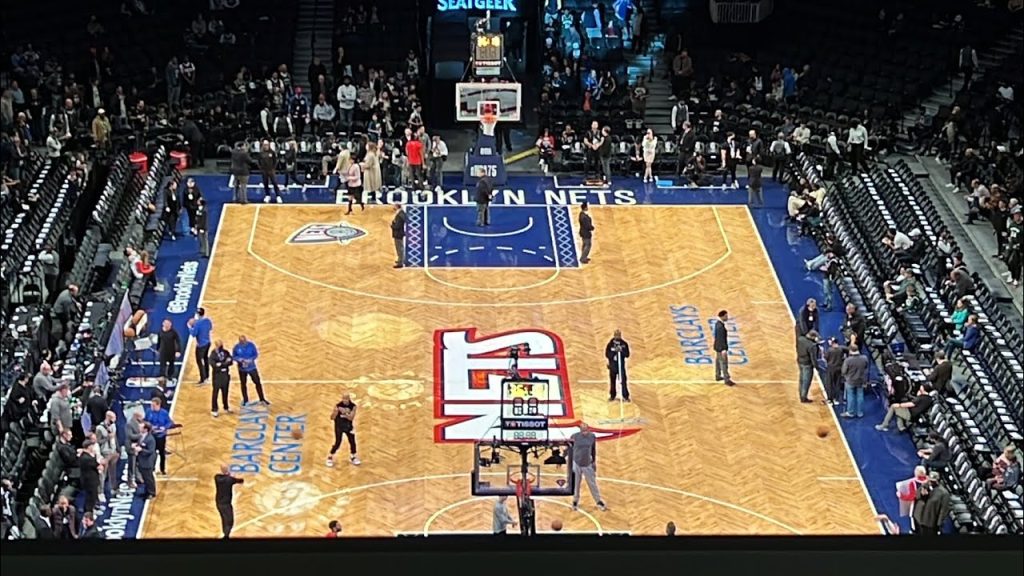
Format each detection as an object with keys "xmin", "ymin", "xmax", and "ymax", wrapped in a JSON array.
[{"xmin": 327, "ymin": 393, "xmax": 361, "ymax": 466}]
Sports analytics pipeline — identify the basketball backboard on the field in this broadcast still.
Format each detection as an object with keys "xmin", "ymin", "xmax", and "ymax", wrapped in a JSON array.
[
  {"xmin": 471, "ymin": 441, "xmax": 574, "ymax": 497},
  {"xmin": 456, "ymin": 82, "xmax": 522, "ymax": 122}
]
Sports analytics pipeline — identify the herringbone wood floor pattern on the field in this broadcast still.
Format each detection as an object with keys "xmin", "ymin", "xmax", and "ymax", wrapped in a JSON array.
[{"xmin": 141, "ymin": 204, "xmax": 879, "ymax": 538}]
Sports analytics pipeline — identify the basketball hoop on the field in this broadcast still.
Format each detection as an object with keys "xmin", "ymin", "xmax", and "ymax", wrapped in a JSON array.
[
  {"xmin": 508, "ymin": 469, "xmax": 535, "ymax": 501},
  {"xmin": 480, "ymin": 113, "xmax": 498, "ymax": 137}
]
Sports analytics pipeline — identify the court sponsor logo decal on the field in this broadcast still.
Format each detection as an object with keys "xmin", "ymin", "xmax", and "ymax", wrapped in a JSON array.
[
  {"xmin": 669, "ymin": 304, "xmax": 748, "ymax": 366},
  {"xmin": 288, "ymin": 222, "xmax": 367, "ymax": 245},
  {"xmin": 433, "ymin": 328, "xmax": 640, "ymax": 442}
]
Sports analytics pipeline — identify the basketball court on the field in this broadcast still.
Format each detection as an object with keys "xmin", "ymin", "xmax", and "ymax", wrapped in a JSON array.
[{"xmin": 134, "ymin": 180, "xmax": 882, "ymax": 538}]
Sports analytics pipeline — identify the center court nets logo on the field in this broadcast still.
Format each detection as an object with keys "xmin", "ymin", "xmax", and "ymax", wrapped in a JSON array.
[
  {"xmin": 433, "ymin": 328, "xmax": 641, "ymax": 443},
  {"xmin": 288, "ymin": 221, "xmax": 368, "ymax": 245}
]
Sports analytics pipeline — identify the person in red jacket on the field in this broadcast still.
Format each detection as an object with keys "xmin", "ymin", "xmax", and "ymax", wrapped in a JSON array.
[{"xmin": 405, "ymin": 136, "xmax": 425, "ymax": 191}]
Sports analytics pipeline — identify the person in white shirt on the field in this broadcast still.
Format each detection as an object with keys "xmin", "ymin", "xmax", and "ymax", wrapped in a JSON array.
[
  {"xmin": 792, "ymin": 122, "xmax": 811, "ymax": 151},
  {"xmin": 46, "ymin": 128, "xmax": 62, "ymax": 158},
  {"xmin": 429, "ymin": 134, "xmax": 448, "ymax": 193},
  {"xmin": 883, "ymin": 227, "xmax": 913, "ymax": 254},
  {"xmin": 847, "ymin": 119, "xmax": 868, "ymax": 172},
  {"xmin": 335, "ymin": 77, "xmax": 357, "ymax": 133},
  {"xmin": 824, "ymin": 130, "xmax": 841, "ymax": 179},
  {"xmin": 311, "ymin": 94, "xmax": 336, "ymax": 135}
]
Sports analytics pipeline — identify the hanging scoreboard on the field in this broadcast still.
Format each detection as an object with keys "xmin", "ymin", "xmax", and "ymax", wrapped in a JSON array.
[{"xmin": 473, "ymin": 32, "xmax": 503, "ymax": 76}]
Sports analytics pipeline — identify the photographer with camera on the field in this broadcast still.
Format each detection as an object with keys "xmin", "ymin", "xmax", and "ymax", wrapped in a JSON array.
[{"xmin": 605, "ymin": 330, "xmax": 631, "ymax": 402}]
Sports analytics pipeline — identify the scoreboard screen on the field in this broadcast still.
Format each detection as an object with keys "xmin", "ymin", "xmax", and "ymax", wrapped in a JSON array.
[
  {"xmin": 501, "ymin": 379, "xmax": 549, "ymax": 442},
  {"xmin": 473, "ymin": 33, "xmax": 503, "ymax": 76}
]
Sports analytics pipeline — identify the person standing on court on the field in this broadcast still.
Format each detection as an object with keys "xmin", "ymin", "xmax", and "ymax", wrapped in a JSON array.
[
  {"xmin": 327, "ymin": 393, "xmax": 361, "ymax": 466},
  {"xmin": 493, "ymin": 495, "xmax": 517, "ymax": 534},
  {"xmin": 605, "ymin": 330, "xmax": 631, "ymax": 401},
  {"xmin": 209, "ymin": 340, "xmax": 233, "ymax": 417},
  {"xmin": 390, "ymin": 203, "xmax": 406, "ymax": 269},
  {"xmin": 233, "ymin": 335, "xmax": 269, "ymax": 406},
  {"xmin": 195, "ymin": 198, "xmax": 210, "ymax": 258},
  {"xmin": 579, "ymin": 201, "xmax": 595, "ymax": 264},
  {"xmin": 258, "ymin": 140, "xmax": 283, "ymax": 203},
  {"xmin": 144, "ymin": 397, "xmax": 174, "ymax": 475},
  {"xmin": 569, "ymin": 423, "xmax": 607, "ymax": 511},
  {"xmin": 598, "ymin": 126, "xmax": 613, "ymax": 185},
  {"xmin": 796, "ymin": 329, "xmax": 821, "ymax": 404},
  {"xmin": 229, "ymin": 141, "xmax": 251, "ymax": 204},
  {"xmin": 156, "ymin": 319, "xmax": 181, "ymax": 382},
  {"xmin": 840, "ymin": 344, "xmax": 869, "ymax": 418},
  {"xmin": 823, "ymin": 337, "xmax": 846, "ymax": 406},
  {"xmin": 912, "ymin": 471, "xmax": 951, "ymax": 535},
  {"xmin": 188, "ymin": 307, "xmax": 214, "ymax": 385},
  {"xmin": 747, "ymin": 157, "xmax": 764, "ymax": 206},
  {"xmin": 713, "ymin": 310, "xmax": 736, "ymax": 386},
  {"xmin": 136, "ymin": 422, "xmax": 157, "ymax": 500},
  {"xmin": 475, "ymin": 176, "xmax": 494, "ymax": 227},
  {"xmin": 214, "ymin": 463, "xmax": 244, "ymax": 538}
]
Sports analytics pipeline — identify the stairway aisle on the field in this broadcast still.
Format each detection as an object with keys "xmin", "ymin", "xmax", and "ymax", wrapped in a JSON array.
[
  {"xmin": 900, "ymin": 25, "xmax": 1024, "ymax": 127},
  {"xmin": 292, "ymin": 0, "xmax": 334, "ymax": 94}
]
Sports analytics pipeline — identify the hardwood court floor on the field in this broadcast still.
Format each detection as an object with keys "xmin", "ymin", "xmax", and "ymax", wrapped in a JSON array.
[{"xmin": 141, "ymin": 203, "xmax": 880, "ymax": 537}]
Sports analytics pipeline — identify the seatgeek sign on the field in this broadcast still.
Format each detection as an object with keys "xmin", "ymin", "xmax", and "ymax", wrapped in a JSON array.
[{"xmin": 438, "ymin": 0, "xmax": 517, "ymax": 11}]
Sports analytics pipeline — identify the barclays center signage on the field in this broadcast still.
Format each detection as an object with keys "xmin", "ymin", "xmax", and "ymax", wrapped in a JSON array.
[{"xmin": 437, "ymin": 0, "xmax": 517, "ymax": 11}]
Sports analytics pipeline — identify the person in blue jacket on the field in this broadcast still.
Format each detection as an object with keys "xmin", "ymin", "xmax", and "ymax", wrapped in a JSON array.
[
  {"xmin": 143, "ymin": 397, "xmax": 175, "ymax": 475},
  {"xmin": 233, "ymin": 335, "xmax": 269, "ymax": 406},
  {"xmin": 188, "ymin": 307, "xmax": 214, "ymax": 384},
  {"xmin": 943, "ymin": 314, "xmax": 980, "ymax": 360}
]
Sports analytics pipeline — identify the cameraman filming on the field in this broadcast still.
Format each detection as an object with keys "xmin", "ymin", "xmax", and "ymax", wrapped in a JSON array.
[{"xmin": 605, "ymin": 330, "xmax": 631, "ymax": 402}]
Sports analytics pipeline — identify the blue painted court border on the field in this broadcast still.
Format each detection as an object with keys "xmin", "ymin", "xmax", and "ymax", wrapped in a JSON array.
[{"xmin": 108, "ymin": 173, "xmax": 917, "ymax": 537}]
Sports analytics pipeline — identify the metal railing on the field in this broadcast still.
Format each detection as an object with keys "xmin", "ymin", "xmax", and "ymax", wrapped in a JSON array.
[{"xmin": 709, "ymin": 0, "xmax": 774, "ymax": 24}]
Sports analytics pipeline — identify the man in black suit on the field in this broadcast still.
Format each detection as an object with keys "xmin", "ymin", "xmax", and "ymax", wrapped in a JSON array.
[
  {"xmin": 79, "ymin": 441, "xmax": 103, "ymax": 514},
  {"xmin": 713, "ymin": 310, "xmax": 736, "ymax": 386},
  {"xmin": 162, "ymin": 181, "xmax": 180, "ymax": 241},
  {"xmin": 843, "ymin": 303, "xmax": 866, "ymax": 345},
  {"xmin": 214, "ymin": 463, "xmax": 245, "ymax": 538},
  {"xmin": 136, "ymin": 422, "xmax": 158, "ymax": 499},
  {"xmin": 229, "ymin": 141, "xmax": 251, "ymax": 204},
  {"xmin": 156, "ymin": 319, "xmax": 182, "ymax": 382},
  {"xmin": 579, "ymin": 201, "xmax": 595, "ymax": 264},
  {"xmin": 391, "ymin": 203, "xmax": 407, "ymax": 269},
  {"xmin": 605, "ymin": 330, "xmax": 631, "ymax": 402},
  {"xmin": 209, "ymin": 340, "xmax": 233, "ymax": 417},
  {"xmin": 195, "ymin": 198, "xmax": 210, "ymax": 258},
  {"xmin": 747, "ymin": 157, "xmax": 764, "ymax": 206},
  {"xmin": 475, "ymin": 176, "xmax": 494, "ymax": 226},
  {"xmin": 34, "ymin": 505, "xmax": 55, "ymax": 539},
  {"xmin": 674, "ymin": 122, "xmax": 696, "ymax": 178}
]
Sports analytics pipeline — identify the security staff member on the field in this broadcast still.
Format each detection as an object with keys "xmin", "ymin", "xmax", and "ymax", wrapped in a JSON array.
[
  {"xmin": 229, "ymin": 141, "xmax": 251, "ymax": 204},
  {"xmin": 391, "ymin": 203, "xmax": 406, "ymax": 269},
  {"xmin": 209, "ymin": 340, "xmax": 233, "ymax": 417},
  {"xmin": 713, "ymin": 310, "xmax": 736, "ymax": 386},
  {"xmin": 605, "ymin": 329, "xmax": 631, "ymax": 401},
  {"xmin": 579, "ymin": 201, "xmax": 595, "ymax": 264},
  {"xmin": 214, "ymin": 463, "xmax": 244, "ymax": 538}
]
